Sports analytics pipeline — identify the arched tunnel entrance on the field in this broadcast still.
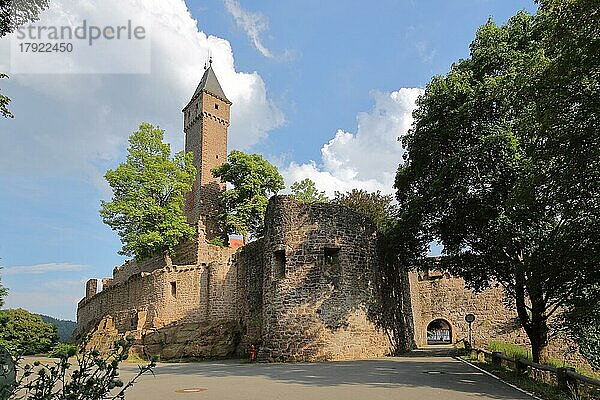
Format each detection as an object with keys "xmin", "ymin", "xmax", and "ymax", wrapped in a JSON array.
[{"xmin": 427, "ymin": 319, "xmax": 452, "ymax": 345}]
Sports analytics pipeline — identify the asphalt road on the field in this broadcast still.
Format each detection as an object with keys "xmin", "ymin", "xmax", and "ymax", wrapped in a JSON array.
[{"xmin": 120, "ymin": 356, "xmax": 534, "ymax": 400}]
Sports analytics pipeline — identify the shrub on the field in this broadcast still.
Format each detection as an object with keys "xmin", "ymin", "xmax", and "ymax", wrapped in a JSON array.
[{"xmin": 3, "ymin": 338, "xmax": 155, "ymax": 400}]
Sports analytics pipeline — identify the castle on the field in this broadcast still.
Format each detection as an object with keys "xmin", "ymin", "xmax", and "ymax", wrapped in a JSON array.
[{"xmin": 75, "ymin": 64, "xmax": 583, "ymax": 364}]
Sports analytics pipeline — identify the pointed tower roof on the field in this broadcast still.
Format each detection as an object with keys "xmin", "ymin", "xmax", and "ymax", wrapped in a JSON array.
[{"xmin": 192, "ymin": 61, "xmax": 231, "ymax": 104}]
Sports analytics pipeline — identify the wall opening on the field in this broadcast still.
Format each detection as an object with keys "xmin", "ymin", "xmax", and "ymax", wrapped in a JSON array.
[
  {"xmin": 274, "ymin": 249, "xmax": 286, "ymax": 279},
  {"xmin": 324, "ymin": 247, "xmax": 341, "ymax": 288},
  {"xmin": 427, "ymin": 319, "xmax": 452, "ymax": 345},
  {"xmin": 170, "ymin": 281, "xmax": 177, "ymax": 298}
]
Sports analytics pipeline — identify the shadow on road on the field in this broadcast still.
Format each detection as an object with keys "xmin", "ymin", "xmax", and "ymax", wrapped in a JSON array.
[{"xmin": 120, "ymin": 353, "xmax": 531, "ymax": 400}]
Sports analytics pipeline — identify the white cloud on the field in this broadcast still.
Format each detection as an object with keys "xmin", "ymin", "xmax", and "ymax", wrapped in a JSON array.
[
  {"xmin": 0, "ymin": 0, "xmax": 283, "ymax": 185},
  {"xmin": 223, "ymin": 0, "xmax": 273, "ymax": 59},
  {"xmin": 281, "ymin": 88, "xmax": 423, "ymax": 197},
  {"xmin": 2, "ymin": 263, "xmax": 89, "ymax": 275}
]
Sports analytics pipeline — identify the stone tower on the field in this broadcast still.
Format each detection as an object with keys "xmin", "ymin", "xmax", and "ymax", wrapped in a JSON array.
[{"xmin": 182, "ymin": 60, "xmax": 231, "ymax": 240}]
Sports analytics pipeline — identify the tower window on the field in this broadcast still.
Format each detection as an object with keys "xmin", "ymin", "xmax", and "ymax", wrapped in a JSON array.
[
  {"xmin": 215, "ymin": 104, "xmax": 219, "ymax": 110},
  {"xmin": 170, "ymin": 281, "xmax": 177, "ymax": 298},
  {"xmin": 274, "ymin": 250, "xmax": 286, "ymax": 279},
  {"xmin": 216, "ymin": 155, "xmax": 219, "ymax": 159}
]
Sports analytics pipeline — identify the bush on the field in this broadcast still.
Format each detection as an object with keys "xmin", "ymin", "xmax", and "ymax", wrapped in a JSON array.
[
  {"xmin": 0, "ymin": 309, "xmax": 58, "ymax": 355},
  {"xmin": 4, "ymin": 338, "xmax": 155, "ymax": 400},
  {"xmin": 49, "ymin": 342, "xmax": 78, "ymax": 359}
]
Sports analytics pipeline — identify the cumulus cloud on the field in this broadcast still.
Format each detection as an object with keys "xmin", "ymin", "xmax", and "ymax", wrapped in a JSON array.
[
  {"xmin": 2, "ymin": 263, "xmax": 89, "ymax": 275},
  {"xmin": 223, "ymin": 0, "xmax": 273, "ymax": 59},
  {"xmin": 282, "ymin": 88, "xmax": 423, "ymax": 197},
  {"xmin": 0, "ymin": 0, "xmax": 283, "ymax": 185}
]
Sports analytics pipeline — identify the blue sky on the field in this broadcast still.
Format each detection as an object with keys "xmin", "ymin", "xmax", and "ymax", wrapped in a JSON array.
[{"xmin": 0, "ymin": 0, "xmax": 537, "ymax": 320}]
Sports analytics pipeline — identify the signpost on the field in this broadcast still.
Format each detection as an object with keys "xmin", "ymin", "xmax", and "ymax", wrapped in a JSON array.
[{"xmin": 465, "ymin": 313, "xmax": 475, "ymax": 347}]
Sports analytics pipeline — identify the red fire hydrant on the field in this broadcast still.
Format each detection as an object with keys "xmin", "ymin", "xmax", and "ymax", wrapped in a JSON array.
[{"xmin": 250, "ymin": 344, "xmax": 255, "ymax": 362}]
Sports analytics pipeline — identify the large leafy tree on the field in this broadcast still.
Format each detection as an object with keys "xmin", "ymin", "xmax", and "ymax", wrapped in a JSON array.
[
  {"xmin": 0, "ymin": 308, "xmax": 58, "ymax": 355},
  {"xmin": 1, "ymin": 0, "xmax": 50, "ymax": 118},
  {"xmin": 333, "ymin": 189, "xmax": 397, "ymax": 231},
  {"xmin": 394, "ymin": 1, "xmax": 599, "ymax": 363},
  {"xmin": 290, "ymin": 178, "xmax": 328, "ymax": 203},
  {"xmin": 100, "ymin": 123, "xmax": 196, "ymax": 261},
  {"xmin": 212, "ymin": 150, "xmax": 284, "ymax": 244},
  {"xmin": 564, "ymin": 286, "xmax": 600, "ymax": 369}
]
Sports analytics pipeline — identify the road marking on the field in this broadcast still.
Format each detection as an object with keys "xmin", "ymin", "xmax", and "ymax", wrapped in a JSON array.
[{"xmin": 454, "ymin": 357, "xmax": 542, "ymax": 400}]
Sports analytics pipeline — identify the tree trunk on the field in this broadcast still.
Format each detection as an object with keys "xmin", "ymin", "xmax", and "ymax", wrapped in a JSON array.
[
  {"xmin": 514, "ymin": 268, "xmax": 549, "ymax": 363},
  {"xmin": 529, "ymin": 291, "xmax": 550, "ymax": 363}
]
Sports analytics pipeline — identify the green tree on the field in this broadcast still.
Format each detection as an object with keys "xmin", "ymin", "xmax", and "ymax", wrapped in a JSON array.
[
  {"xmin": 0, "ymin": 308, "xmax": 58, "ymax": 355},
  {"xmin": 1, "ymin": 0, "xmax": 51, "ymax": 118},
  {"xmin": 212, "ymin": 150, "xmax": 284, "ymax": 244},
  {"xmin": 333, "ymin": 189, "xmax": 397, "ymax": 231},
  {"xmin": 290, "ymin": 178, "xmax": 328, "ymax": 203},
  {"xmin": 394, "ymin": 2, "xmax": 599, "ymax": 363},
  {"xmin": 0, "ymin": 0, "xmax": 50, "ymax": 37},
  {"xmin": 100, "ymin": 123, "xmax": 196, "ymax": 261},
  {"xmin": 564, "ymin": 286, "xmax": 600, "ymax": 369}
]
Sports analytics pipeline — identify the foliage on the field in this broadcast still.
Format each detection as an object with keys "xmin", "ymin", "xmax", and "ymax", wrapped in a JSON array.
[
  {"xmin": 38, "ymin": 315, "xmax": 76, "ymax": 343},
  {"xmin": 393, "ymin": 1, "xmax": 600, "ymax": 363},
  {"xmin": 333, "ymin": 189, "xmax": 397, "ymax": 231},
  {"xmin": 0, "ymin": 0, "xmax": 50, "ymax": 37},
  {"xmin": 0, "ymin": 0, "xmax": 50, "ymax": 118},
  {"xmin": 0, "ymin": 267, "xmax": 7, "ymax": 308},
  {"xmin": 207, "ymin": 236, "xmax": 225, "ymax": 247},
  {"xmin": 4, "ymin": 338, "xmax": 156, "ymax": 400},
  {"xmin": 100, "ymin": 123, "xmax": 197, "ymax": 261},
  {"xmin": 212, "ymin": 150, "xmax": 284, "ymax": 243},
  {"xmin": 290, "ymin": 178, "xmax": 328, "ymax": 203},
  {"xmin": 0, "ymin": 73, "xmax": 12, "ymax": 119},
  {"xmin": 0, "ymin": 309, "xmax": 58, "ymax": 355},
  {"xmin": 48, "ymin": 342, "xmax": 78, "ymax": 359},
  {"xmin": 564, "ymin": 286, "xmax": 600, "ymax": 370}
]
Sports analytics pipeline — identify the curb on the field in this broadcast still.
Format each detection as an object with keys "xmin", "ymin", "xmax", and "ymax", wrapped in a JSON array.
[{"xmin": 454, "ymin": 356, "xmax": 543, "ymax": 400}]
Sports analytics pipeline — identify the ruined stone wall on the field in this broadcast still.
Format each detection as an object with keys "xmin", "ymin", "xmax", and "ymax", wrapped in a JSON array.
[
  {"xmin": 75, "ymin": 243, "xmax": 239, "ymax": 343},
  {"xmin": 259, "ymin": 196, "xmax": 391, "ymax": 361},
  {"xmin": 234, "ymin": 240, "xmax": 264, "ymax": 351},
  {"xmin": 112, "ymin": 255, "xmax": 169, "ymax": 286}
]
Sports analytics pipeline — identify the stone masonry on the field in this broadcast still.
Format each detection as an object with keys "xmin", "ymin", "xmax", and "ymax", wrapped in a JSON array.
[{"xmin": 74, "ymin": 63, "xmax": 591, "ymax": 368}]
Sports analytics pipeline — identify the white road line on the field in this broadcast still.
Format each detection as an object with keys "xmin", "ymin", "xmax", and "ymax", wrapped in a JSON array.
[{"xmin": 454, "ymin": 356, "xmax": 543, "ymax": 400}]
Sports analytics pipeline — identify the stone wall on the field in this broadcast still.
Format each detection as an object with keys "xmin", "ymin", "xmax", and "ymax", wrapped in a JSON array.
[
  {"xmin": 258, "ymin": 196, "xmax": 391, "ymax": 361},
  {"xmin": 409, "ymin": 271, "xmax": 527, "ymax": 348},
  {"xmin": 234, "ymin": 240, "xmax": 264, "ymax": 353},
  {"xmin": 409, "ymin": 269, "xmax": 593, "ymax": 369},
  {"xmin": 74, "ymin": 242, "xmax": 238, "ymax": 347}
]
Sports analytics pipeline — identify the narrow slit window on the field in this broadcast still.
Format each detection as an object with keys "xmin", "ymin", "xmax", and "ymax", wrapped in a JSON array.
[
  {"xmin": 170, "ymin": 281, "xmax": 177, "ymax": 298},
  {"xmin": 324, "ymin": 247, "xmax": 341, "ymax": 288},
  {"xmin": 215, "ymin": 104, "xmax": 219, "ymax": 110},
  {"xmin": 274, "ymin": 250, "xmax": 286, "ymax": 279}
]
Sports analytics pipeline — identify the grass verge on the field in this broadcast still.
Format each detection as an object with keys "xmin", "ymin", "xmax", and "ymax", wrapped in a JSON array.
[{"xmin": 461, "ymin": 355, "xmax": 571, "ymax": 400}]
